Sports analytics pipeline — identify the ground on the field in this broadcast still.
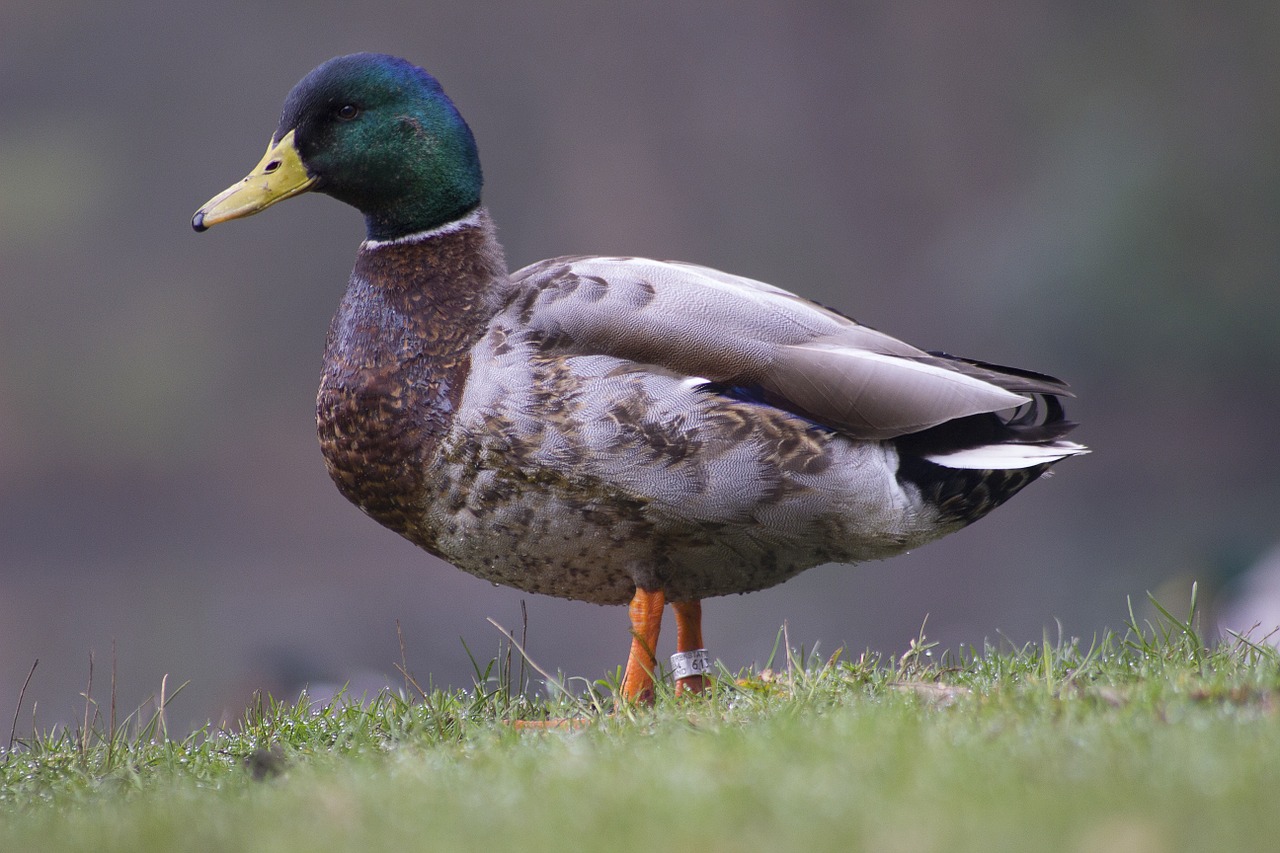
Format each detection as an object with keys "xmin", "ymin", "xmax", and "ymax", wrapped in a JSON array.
[{"xmin": 2, "ymin": 595, "xmax": 1277, "ymax": 853}]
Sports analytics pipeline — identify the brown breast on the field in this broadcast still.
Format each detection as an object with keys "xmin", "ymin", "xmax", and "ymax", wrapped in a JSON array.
[{"xmin": 315, "ymin": 214, "xmax": 510, "ymax": 549}]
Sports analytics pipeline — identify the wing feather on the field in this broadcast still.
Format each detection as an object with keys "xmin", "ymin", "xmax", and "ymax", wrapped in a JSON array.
[{"xmin": 509, "ymin": 256, "xmax": 1068, "ymax": 439}]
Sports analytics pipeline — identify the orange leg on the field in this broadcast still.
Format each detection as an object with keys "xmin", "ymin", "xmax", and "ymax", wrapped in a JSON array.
[
  {"xmin": 673, "ymin": 599, "xmax": 708, "ymax": 696},
  {"xmin": 620, "ymin": 587, "xmax": 665, "ymax": 703}
]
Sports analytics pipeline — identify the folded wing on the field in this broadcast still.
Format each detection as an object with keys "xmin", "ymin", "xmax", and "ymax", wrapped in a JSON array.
[{"xmin": 510, "ymin": 256, "xmax": 1073, "ymax": 441}]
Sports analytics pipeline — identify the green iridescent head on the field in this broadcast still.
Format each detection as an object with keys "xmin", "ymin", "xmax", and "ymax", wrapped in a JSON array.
[{"xmin": 194, "ymin": 53, "xmax": 483, "ymax": 241}]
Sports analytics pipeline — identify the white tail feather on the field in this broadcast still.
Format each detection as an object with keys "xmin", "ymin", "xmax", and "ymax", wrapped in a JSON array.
[{"xmin": 925, "ymin": 441, "xmax": 1088, "ymax": 470}]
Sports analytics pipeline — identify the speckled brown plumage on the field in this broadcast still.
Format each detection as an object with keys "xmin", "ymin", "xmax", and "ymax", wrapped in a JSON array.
[{"xmin": 303, "ymin": 209, "xmax": 1085, "ymax": 607}]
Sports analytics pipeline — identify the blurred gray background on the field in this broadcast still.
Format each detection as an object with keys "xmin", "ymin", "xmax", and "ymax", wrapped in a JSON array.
[{"xmin": 3, "ymin": 3, "xmax": 1278, "ymax": 729}]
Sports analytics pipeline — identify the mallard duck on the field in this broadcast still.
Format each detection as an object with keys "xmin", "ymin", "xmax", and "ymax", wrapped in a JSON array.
[{"xmin": 194, "ymin": 53, "xmax": 1085, "ymax": 702}]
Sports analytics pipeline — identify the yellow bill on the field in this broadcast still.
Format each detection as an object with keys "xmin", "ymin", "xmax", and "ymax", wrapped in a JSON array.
[{"xmin": 192, "ymin": 129, "xmax": 315, "ymax": 231}]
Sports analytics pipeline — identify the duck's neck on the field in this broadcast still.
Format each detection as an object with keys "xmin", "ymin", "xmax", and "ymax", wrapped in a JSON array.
[
  {"xmin": 359, "ymin": 207, "xmax": 492, "ymax": 252},
  {"xmin": 354, "ymin": 207, "xmax": 510, "ymax": 303}
]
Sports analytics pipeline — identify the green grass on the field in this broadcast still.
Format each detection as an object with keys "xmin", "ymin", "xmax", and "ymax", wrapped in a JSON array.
[{"xmin": 3, "ymin": 592, "xmax": 1279, "ymax": 852}]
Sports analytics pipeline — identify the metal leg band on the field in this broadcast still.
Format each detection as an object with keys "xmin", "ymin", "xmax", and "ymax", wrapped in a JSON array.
[{"xmin": 669, "ymin": 649, "xmax": 712, "ymax": 680}]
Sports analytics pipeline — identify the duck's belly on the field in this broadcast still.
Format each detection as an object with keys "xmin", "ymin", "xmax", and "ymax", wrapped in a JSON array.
[{"xmin": 410, "ymin": 421, "xmax": 947, "ymax": 606}]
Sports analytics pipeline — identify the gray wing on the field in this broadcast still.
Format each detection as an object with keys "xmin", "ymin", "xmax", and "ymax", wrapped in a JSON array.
[{"xmin": 509, "ymin": 256, "xmax": 1068, "ymax": 440}]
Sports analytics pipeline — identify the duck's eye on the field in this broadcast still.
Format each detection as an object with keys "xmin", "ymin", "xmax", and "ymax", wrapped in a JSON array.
[{"xmin": 336, "ymin": 104, "xmax": 360, "ymax": 121}]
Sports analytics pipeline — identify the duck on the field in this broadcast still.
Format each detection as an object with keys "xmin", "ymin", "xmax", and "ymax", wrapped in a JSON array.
[{"xmin": 193, "ymin": 53, "xmax": 1086, "ymax": 703}]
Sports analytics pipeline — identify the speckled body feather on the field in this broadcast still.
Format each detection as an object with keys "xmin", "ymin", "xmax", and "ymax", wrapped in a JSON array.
[{"xmin": 316, "ymin": 211, "xmax": 1081, "ymax": 605}]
